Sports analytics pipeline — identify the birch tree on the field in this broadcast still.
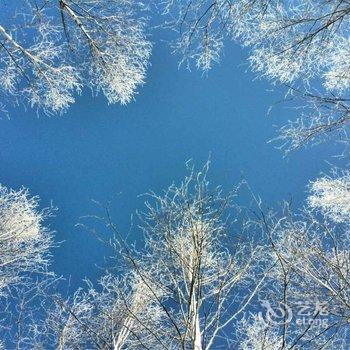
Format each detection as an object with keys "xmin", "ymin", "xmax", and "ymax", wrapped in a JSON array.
[
  {"xmin": 123, "ymin": 162, "xmax": 270, "ymax": 349},
  {"xmin": 0, "ymin": 0, "xmax": 151, "ymax": 115}
]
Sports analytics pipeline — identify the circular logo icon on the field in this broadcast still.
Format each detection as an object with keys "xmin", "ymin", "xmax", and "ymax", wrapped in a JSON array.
[{"xmin": 259, "ymin": 300, "xmax": 293, "ymax": 326}]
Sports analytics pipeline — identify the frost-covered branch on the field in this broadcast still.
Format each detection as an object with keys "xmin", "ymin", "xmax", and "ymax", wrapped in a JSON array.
[
  {"xmin": 0, "ymin": 184, "xmax": 54, "ymax": 294},
  {"xmin": 0, "ymin": 20, "xmax": 80, "ymax": 114},
  {"xmin": 238, "ymin": 172, "xmax": 350, "ymax": 349},
  {"xmin": 162, "ymin": 0, "xmax": 350, "ymax": 150},
  {"xmin": 0, "ymin": 0, "xmax": 151, "ymax": 115},
  {"xmin": 274, "ymin": 89, "xmax": 350, "ymax": 151},
  {"xmin": 0, "ymin": 184, "xmax": 57, "ymax": 348},
  {"xmin": 58, "ymin": 0, "xmax": 151, "ymax": 105},
  {"xmin": 124, "ymin": 161, "xmax": 270, "ymax": 349},
  {"xmin": 308, "ymin": 168, "xmax": 350, "ymax": 223}
]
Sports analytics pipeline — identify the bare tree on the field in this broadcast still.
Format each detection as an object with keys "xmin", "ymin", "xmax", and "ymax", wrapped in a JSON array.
[
  {"xmin": 0, "ymin": 0, "xmax": 151, "ymax": 115},
  {"xmin": 136, "ymin": 164, "xmax": 268, "ymax": 348},
  {"xmin": 112, "ymin": 161, "xmax": 270, "ymax": 349}
]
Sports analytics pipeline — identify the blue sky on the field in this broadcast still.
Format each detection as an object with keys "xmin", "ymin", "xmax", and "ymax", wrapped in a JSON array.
[{"xmin": 0, "ymin": 32, "xmax": 342, "ymax": 291}]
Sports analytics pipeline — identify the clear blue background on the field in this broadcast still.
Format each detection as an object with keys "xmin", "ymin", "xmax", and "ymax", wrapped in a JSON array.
[{"xmin": 0, "ymin": 33, "xmax": 341, "ymax": 291}]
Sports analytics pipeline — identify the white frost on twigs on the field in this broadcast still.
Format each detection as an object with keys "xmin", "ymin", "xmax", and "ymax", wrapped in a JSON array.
[{"xmin": 308, "ymin": 169, "xmax": 350, "ymax": 223}]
